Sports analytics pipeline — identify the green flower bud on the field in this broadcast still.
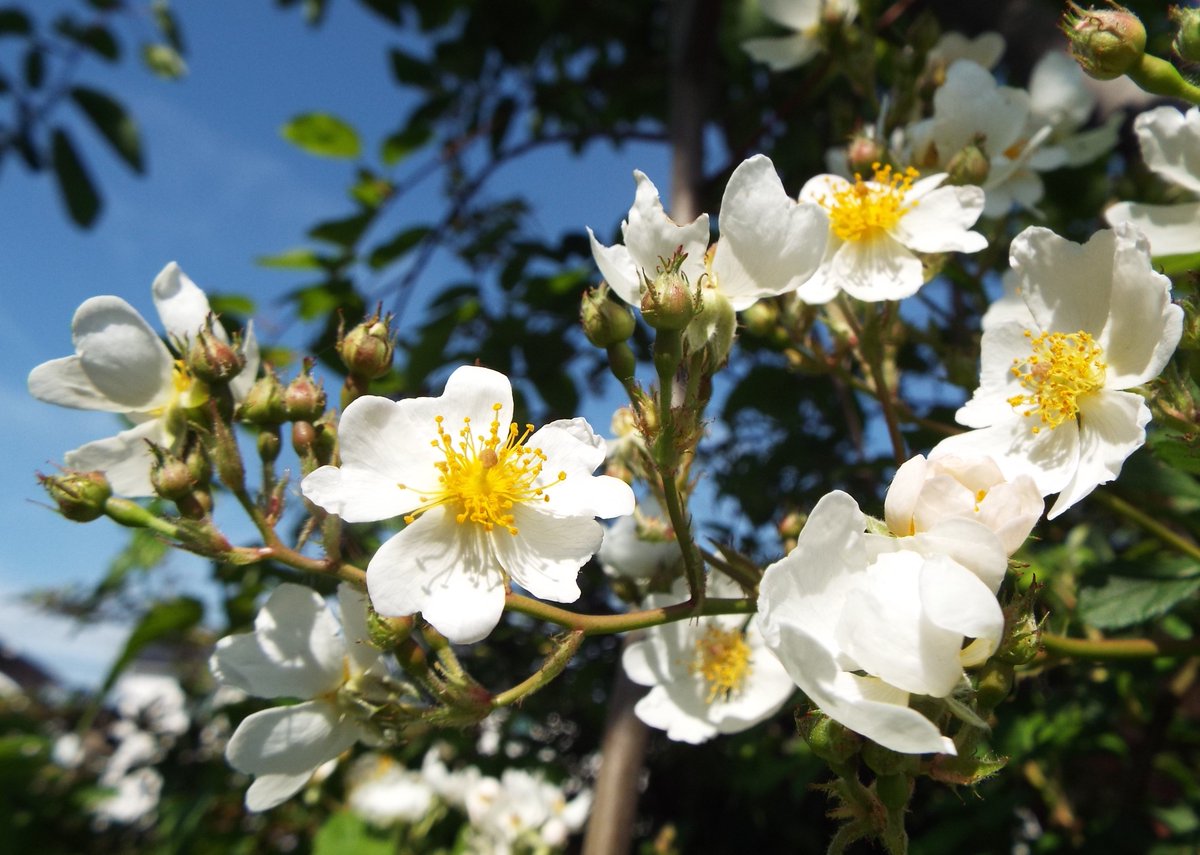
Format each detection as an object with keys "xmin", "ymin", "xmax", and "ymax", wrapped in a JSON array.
[
  {"xmin": 238, "ymin": 369, "xmax": 286, "ymax": 425},
  {"xmin": 874, "ymin": 773, "xmax": 912, "ymax": 811},
  {"xmin": 797, "ymin": 709, "xmax": 861, "ymax": 765},
  {"xmin": 283, "ymin": 361, "xmax": 327, "ymax": 422},
  {"xmin": 149, "ymin": 446, "xmax": 195, "ymax": 501},
  {"xmin": 258, "ymin": 425, "xmax": 282, "ymax": 464},
  {"xmin": 581, "ymin": 284, "xmax": 636, "ymax": 348},
  {"xmin": 1172, "ymin": 5, "xmax": 1200, "ymax": 63},
  {"xmin": 337, "ymin": 310, "xmax": 395, "ymax": 379},
  {"xmin": 40, "ymin": 470, "xmax": 111, "ymax": 522},
  {"xmin": 974, "ymin": 660, "xmax": 1015, "ymax": 710},
  {"xmin": 641, "ymin": 249, "xmax": 699, "ymax": 332},
  {"xmin": 863, "ymin": 741, "xmax": 920, "ymax": 777},
  {"xmin": 367, "ymin": 606, "xmax": 414, "ymax": 650},
  {"xmin": 945, "ymin": 140, "xmax": 990, "ymax": 187},
  {"xmin": 1062, "ymin": 2, "xmax": 1146, "ymax": 81},
  {"xmin": 186, "ymin": 316, "xmax": 246, "ymax": 385}
]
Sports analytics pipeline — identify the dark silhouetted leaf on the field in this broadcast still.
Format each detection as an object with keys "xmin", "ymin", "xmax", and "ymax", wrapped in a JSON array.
[
  {"xmin": 70, "ymin": 85, "xmax": 144, "ymax": 172},
  {"xmin": 51, "ymin": 129, "xmax": 101, "ymax": 227}
]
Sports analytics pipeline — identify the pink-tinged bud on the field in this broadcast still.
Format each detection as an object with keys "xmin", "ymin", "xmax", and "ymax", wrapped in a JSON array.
[
  {"xmin": 238, "ymin": 369, "xmax": 286, "ymax": 425},
  {"xmin": 283, "ymin": 360, "xmax": 327, "ymax": 422},
  {"xmin": 40, "ymin": 470, "xmax": 111, "ymax": 522},
  {"xmin": 186, "ymin": 315, "xmax": 246, "ymax": 385},
  {"xmin": 1171, "ymin": 5, "xmax": 1200, "ymax": 62},
  {"xmin": 337, "ymin": 310, "xmax": 396, "ymax": 379},
  {"xmin": 846, "ymin": 133, "xmax": 886, "ymax": 177},
  {"xmin": 581, "ymin": 283, "xmax": 637, "ymax": 347},
  {"xmin": 148, "ymin": 445, "xmax": 195, "ymax": 501},
  {"xmin": 1062, "ymin": 2, "xmax": 1146, "ymax": 81},
  {"xmin": 209, "ymin": 405, "xmax": 245, "ymax": 492},
  {"xmin": 641, "ymin": 248, "xmax": 699, "ymax": 332}
]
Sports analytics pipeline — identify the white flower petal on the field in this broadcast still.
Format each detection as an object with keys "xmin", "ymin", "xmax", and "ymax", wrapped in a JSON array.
[
  {"xmin": 64, "ymin": 420, "xmax": 166, "ymax": 497},
  {"xmin": 833, "ymin": 237, "xmax": 924, "ymax": 302},
  {"xmin": 623, "ymin": 171, "xmax": 710, "ymax": 285},
  {"xmin": 530, "ymin": 419, "xmax": 634, "ymax": 519},
  {"xmin": 759, "ymin": 0, "xmax": 822, "ymax": 30},
  {"xmin": 366, "ymin": 509, "xmax": 506, "ymax": 644},
  {"xmin": 1010, "ymin": 227, "xmax": 1112, "ymax": 336},
  {"xmin": 493, "ymin": 505, "xmax": 600, "ymax": 603},
  {"xmin": 226, "ymin": 701, "xmax": 360, "ymax": 809},
  {"xmin": 742, "ymin": 33, "xmax": 821, "ymax": 71},
  {"xmin": 28, "ymin": 356, "xmax": 124, "ymax": 411},
  {"xmin": 1099, "ymin": 222, "xmax": 1184, "ymax": 386},
  {"xmin": 954, "ymin": 321, "xmax": 1034, "ymax": 429},
  {"xmin": 1134, "ymin": 105, "xmax": 1200, "ymax": 194},
  {"xmin": 588, "ymin": 227, "xmax": 641, "ymax": 306},
  {"xmin": 151, "ymin": 262, "xmax": 216, "ymax": 346},
  {"xmin": 1105, "ymin": 200, "xmax": 1200, "ymax": 259},
  {"xmin": 245, "ymin": 772, "xmax": 318, "ymax": 813},
  {"xmin": 934, "ymin": 417, "xmax": 1081, "ymax": 500},
  {"xmin": 71, "ymin": 296, "xmax": 174, "ymax": 411},
  {"xmin": 1028, "ymin": 51, "xmax": 1094, "ymax": 134},
  {"xmin": 230, "ymin": 320, "xmax": 261, "ymax": 403},
  {"xmin": 634, "ymin": 685, "xmax": 719, "ymax": 744},
  {"xmin": 909, "ymin": 517, "xmax": 1008, "ymax": 593},
  {"xmin": 1048, "ymin": 391, "xmax": 1150, "ymax": 518},
  {"xmin": 210, "ymin": 583, "xmax": 346, "ymax": 699},
  {"xmin": 932, "ymin": 61, "xmax": 1030, "ymax": 156},
  {"xmin": 337, "ymin": 584, "xmax": 388, "ymax": 677},
  {"xmin": 884, "ymin": 455, "xmax": 928, "ymax": 537},
  {"xmin": 891, "ymin": 183, "xmax": 986, "ymax": 254},
  {"xmin": 918, "ymin": 554, "xmax": 1005, "ymax": 655},
  {"xmin": 301, "ymin": 463, "xmax": 419, "ymax": 524},
  {"xmin": 711, "ymin": 154, "xmax": 828, "ymax": 305}
]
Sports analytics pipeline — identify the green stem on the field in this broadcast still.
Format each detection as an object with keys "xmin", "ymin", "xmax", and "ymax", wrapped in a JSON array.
[
  {"xmin": 1128, "ymin": 53, "xmax": 1200, "ymax": 105},
  {"xmin": 1041, "ymin": 632, "xmax": 1200, "ymax": 660},
  {"xmin": 660, "ymin": 473, "xmax": 707, "ymax": 612},
  {"xmin": 504, "ymin": 593, "xmax": 753, "ymax": 635},
  {"xmin": 1094, "ymin": 491, "xmax": 1200, "ymax": 563},
  {"xmin": 492, "ymin": 630, "xmax": 585, "ymax": 707}
]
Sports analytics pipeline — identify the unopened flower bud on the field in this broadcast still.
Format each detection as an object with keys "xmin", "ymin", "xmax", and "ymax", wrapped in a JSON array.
[
  {"xmin": 149, "ymin": 446, "xmax": 195, "ymax": 501},
  {"xmin": 641, "ymin": 249, "xmax": 699, "ymax": 332},
  {"xmin": 874, "ymin": 773, "xmax": 913, "ymax": 811},
  {"xmin": 258, "ymin": 425, "xmax": 282, "ymax": 463},
  {"xmin": 797, "ymin": 709, "xmax": 861, "ymax": 766},
  {"xmin": 186, "ymin": 316, "xmax": 245, "ymax": 385},
  {"xmin": 1171, "ymin": 5, "xmax": 1200, "ymax": 62},
  {"xmin": 238, "ymin": 369, "xmax": 286, "ymax": 425},
  {"xmin": 367, "ymin": 606, "xmax": 414, "ymax": 650},
  {"xmin": 40, "ymin": 470, "xmax": 111, "ymax": 522},
  {"xmin": 683, "ymin": 282, "xmax": 736, "ymax": 368},
  {"xmin": 209, "ymin": 405, "xmax": 245, "ymax": 491},
  {"xmin": 945, "ymin": 141, "xmax": 990, "ymax": 187},
  {"xmin": 863, "ymin": 741, "xmax": 919, "ymax": 777},
  {"xmin": 846, "ymin": 133, "xmax": 886, "ymax": 177},
  {"xmin": 581, "ymin": 284, "xmax": 637, "ymax": 347},
  {"xmin": 337, "ymin": 310, "xmax": 395, "ymax": 379},
  {"xmin": 283, "ymin": 361, "xmax": 327, "ymax": 422},
  {"xmin": 974, "ymin": 660, "xmax": 1015, "ymax": 709},
  {"xmin": 1062, "ymin": 2, "xmax": 1146, "ymax": 81}
]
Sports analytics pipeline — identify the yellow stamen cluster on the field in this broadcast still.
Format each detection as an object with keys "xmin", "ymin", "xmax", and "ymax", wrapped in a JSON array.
[
  {"xmin": 822, "ymin": 164, "xmax": 919, "ymax": 243},
  {"xmin": 1007, "ymin": 330, "xmax": 1106, "ymax": 434},
  {"xmin": 690, "ymin": 625, "xmax": 752, "ymax": 704},
  {"xmin": 150, "ymin": 360, "xmax": 209, "ymax": 445},
  {"xmin": 402, "ymin": 403, "xmax": 565, "ymax": 535}
]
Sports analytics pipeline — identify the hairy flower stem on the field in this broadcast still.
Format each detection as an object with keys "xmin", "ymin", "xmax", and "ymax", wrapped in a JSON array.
[
  {"xmin": 492, "ymin": 630, "xmax": 585, "ymax": 707},
  {"xmin": 504, "ymin": 593, "xmax": 753, "ymax": 635}
]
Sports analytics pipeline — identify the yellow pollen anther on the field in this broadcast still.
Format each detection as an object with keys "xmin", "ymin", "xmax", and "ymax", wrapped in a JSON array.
[
  {"xmin": 1006, "ymin": 329, "xmax": 1106, "ymax": 434},
  {"xmin": 402, "ymin": 405, "xmax": 563, "ymax": 534},
  {"xmin": 820, "ymin": 164, "xmax": 919, "ymax": 243},
  {"xmin": 690, "ymin": 625, "xmax": 752, "ymax": 704}
]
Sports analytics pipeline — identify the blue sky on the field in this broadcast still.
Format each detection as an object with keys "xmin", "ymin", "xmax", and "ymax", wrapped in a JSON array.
[{"xmin": 1, "ymin": 2, "xmax": 670, "ymax": 685}]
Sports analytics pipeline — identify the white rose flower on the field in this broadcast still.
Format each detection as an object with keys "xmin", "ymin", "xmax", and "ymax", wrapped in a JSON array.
[
  {"xmin": 209, "ymin": 583, "xmax": 390, "ymax": 811},
  {"xmin": 926, "ymin": 31, "xmax": 1006, "ymax": 73},
  {"xmin": 598, "ymin": 514, "xmax": 681, "ymax": 583},
  {"xmin": 589, "ymin": 155, "xmax": 827, "ymax": 312},
  {"xmin": 756, "ymin": 490, "xmax": 1006, "ymax": 755},
  {"xmin": 301, "ymin": 365, "xmax": 635, "ymax": 644},
  {"xmin": 27, "ymin": 262, "xmax": 260, "ymax": 496},
  {"xmin": 886, "ymin": 453, "xmax": 1043, "ymax": 555},
  {"xmin": 742, "ymin": 0, "xmax": 859, "ymax": 71},
  {"xmin": 346, "ymin": 754, "xmax": 436, "ymax": 827},
  {"xmin": 1105, "ymin": 105, "xmax": 1200, "ymax": 257},
  {"xmin": 622, "ymin": 575, "xmax": 794, "ymax": 744},
  {"xmin": 797, "ymin": 165, "xmax": 985, "ymax": 303},
  {"xmin": 1025, "ymin": 51, "xmax": 1121, "ymax": 172},
  {"xmin": 933, "ymin": 224, "xmax": 1184, "ymax": 518}
]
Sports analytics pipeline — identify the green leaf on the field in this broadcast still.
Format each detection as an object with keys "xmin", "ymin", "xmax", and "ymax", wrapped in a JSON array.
[
  {"xmin": 1077, "ymin": 573, "xmax": 1200, "ymax": 630},
  {"xmin": 142, "ymin": 43, "xmax": 187, "ymax": 79},
  {"xmin": 55, "ymin": 18, "xmax": 119, "ymax": 62},
  {"xmin": 380, "ymin": 122, "xmax": 432, "ymax": 165},
  {"xmin": 0, "ymin": 9, "xmax": 31, "ymax": 37},
  {"xmin": 367, "ymin": 225, "xmax": 430, "ymax": 269},
  {"xmin": 70, "ymin": 86, "xmax": 144, "ymax": 172},
  {"xmin": 308, "ymin": 211, "xmax": 374, "ymax": 248},
  {"xmin": 314, "ymin": 812, "xmax": 396, "ymax": 855},
  {"xmin": 208, "ymin": 294, "xmax": 257, "ymax": 317},
  {"xmin": 282, "ymin": 112, "xmax": 362, "ymax": 159},
  {"xmin": 1155, "ymin": 250, "xmax": 1200, "ymax": 276},
  {"xmin": 100, "ymin": 596, "xmax": 204, "ymax": 693},
  {"xmin": 256, "ymin": 247, "xmax": 327, "ymax": 270},
  {"xmin": 388, "ymin": 46, "xmax": 435, "ymax": 87},
  {"xmin": 51, "ymin": 129, "xmax": 101, "ymax": 227}
]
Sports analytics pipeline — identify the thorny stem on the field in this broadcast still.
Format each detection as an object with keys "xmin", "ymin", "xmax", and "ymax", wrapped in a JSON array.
[
  {"xmin": 504, "ymin": 593, "xmax": 754, "ymax": 635},
  {"xmin": 492, "ymin": 631, "xmax": 585, "ymax": 707}
]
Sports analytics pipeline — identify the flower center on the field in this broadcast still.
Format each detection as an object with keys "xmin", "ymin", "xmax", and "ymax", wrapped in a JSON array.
[
  {"xmin": 821, "ymin": 164, "xmax": 919, "ymax": 243},
  {"xmin": 1006, "ymin": 330, "xmax": 1106, "ymax": 433},
  {"xmin": 151, "ymin": 361, "xmax": 209, "ymax": 445},
  {"xmin": 402, "ymin": 403, "xmax": 564, "ymax": 535},
  {"xmin": 690, "ymin": 625, "xmax": 752, "ymax": 704}
]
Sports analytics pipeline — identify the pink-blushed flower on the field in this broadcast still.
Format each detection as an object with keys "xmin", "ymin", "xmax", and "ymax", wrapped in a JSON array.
[
  {"xmin": 933, "ymin": 224, "xmax": 1183, "ymax": 518},
  {"xmin": 1105, "ymin": 105, "xmax": 1200, "ymax": 257},
  {"xmin": 301, "ymin": 366, "xmax": 635, "ymax": 644},
  {"xmin": 27, "ymin": 262, "xmax": 259, "ymax": 496},
  {"xmin": 756, "ymin": 490, "xmax": 1005, "ymax": 755}
]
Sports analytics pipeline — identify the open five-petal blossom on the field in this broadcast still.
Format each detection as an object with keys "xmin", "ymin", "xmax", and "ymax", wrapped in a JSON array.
[{"xmin": 301, "ymin": 365, "xmax": 635, "ymax": 644}]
